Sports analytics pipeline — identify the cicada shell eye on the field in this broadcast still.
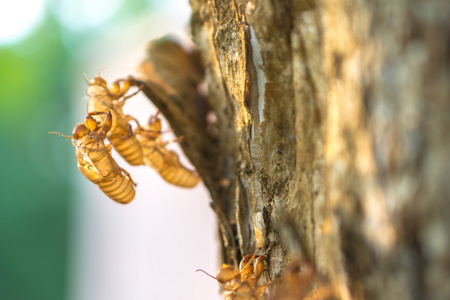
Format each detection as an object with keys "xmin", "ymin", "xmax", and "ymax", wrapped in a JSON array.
[
  {"xmin": 216, "ymin": 264, "xmax": 239, "ymax": 283},
  {"xmin": 72, "ymin": 124, "xmax": 89, "ymax": 139},
  {"xmin": 89, "ymin": 77, "xmax": 107, "ymax": 87}
]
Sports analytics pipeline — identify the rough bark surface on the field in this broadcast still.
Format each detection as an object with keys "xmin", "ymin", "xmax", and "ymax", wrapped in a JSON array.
[{"xmin": 138, "ymin": 0, "xmax": 449, "ymax": 299}]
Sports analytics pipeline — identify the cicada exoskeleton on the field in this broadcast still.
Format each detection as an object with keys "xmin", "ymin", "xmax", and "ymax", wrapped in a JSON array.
[
  {"xmin": 197, "ymin": 255, "xmax": 268, "ymax": 300},
  {"xmin": 51, "ymin": 111, "xmax": 136, "ymax": 204},
  {"xmin": 86, "ymin": 72, "xmax": 144, "ymax": 166},
  {"xmin": 136, "ymin": 113, "xmax": 201, "ymax": 188}
]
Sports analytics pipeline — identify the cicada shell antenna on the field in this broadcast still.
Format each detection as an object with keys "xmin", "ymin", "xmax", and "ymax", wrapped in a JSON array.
[
  {"xmin": 196, "ymin": 269, "xmax": 218, "ymax": 280},
  {"xmin": 82, "ymin": 73, "xmax": 90, "ymax": 85},
  {"xmin": 49, "ymin": 131, "xmax": 74, "ymax": 139}
]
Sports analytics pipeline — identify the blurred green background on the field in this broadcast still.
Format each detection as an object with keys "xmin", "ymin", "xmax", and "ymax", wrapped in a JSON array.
[{"xmin": 0, "ymin": 1, "xmax": 157, "ymax": 299}]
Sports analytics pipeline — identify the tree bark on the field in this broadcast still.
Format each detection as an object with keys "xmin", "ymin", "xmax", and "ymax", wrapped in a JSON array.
[{"xmin": 137, "ymin": 0, "xmax": 450, "ymax": 299}]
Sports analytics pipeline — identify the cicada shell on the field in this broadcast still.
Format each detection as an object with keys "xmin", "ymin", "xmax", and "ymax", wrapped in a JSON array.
[
  {"xmin": 51, "ymin": 111, "xmax": 136, "ymax": 204},
  {"xmin": 198, "ymin": 255, "xmax": 268, "ymax": 300},
  {"xmin": 136, "ymin": 114, "xmax": 201, "ymax": 188},
  {"xmin": 86, "ymin": 72, "xmax": 144, "ymax": 166}
]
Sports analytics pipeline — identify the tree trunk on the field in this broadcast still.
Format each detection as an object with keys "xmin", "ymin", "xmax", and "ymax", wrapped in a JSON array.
[{"xmin": 137, "ymin": 0, "xmax": 450, "ymax": 299}]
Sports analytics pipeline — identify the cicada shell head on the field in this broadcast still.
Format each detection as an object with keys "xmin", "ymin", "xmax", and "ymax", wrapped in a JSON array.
[
  {"xmin": 89, "ymin": 76, "xmax": 107, "ymax": 87},
  {"xmin": 72, "ymin": 124, "xmax": 89, "ymax": 140}
]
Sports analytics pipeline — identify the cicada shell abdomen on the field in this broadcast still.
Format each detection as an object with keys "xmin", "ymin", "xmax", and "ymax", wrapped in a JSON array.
[
  {"xmin": 77, "ymin": 140, "xmax": 135, "ymax": 204},
  {"xmin": 136, "ymin": 123, "xmax": 201, "ymax": 188},
  {"xmin": 157, "ymin": 149, "xmax": 201, "ymax": 188},
  {"xmin": 97, "ymin": 174, "xmax": 135, "ymax": 204},
  {"xmin": 109, "ymin": 132, "xmax": 144, "ymax": 166}
]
